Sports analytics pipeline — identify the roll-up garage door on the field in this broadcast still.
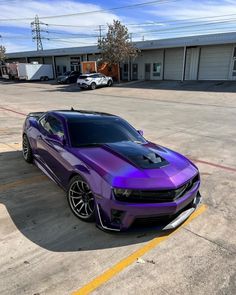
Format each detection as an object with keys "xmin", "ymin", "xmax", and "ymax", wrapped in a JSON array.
[
  {"xmin": 198, "ymin": 45, "xmax": 232, "ymax": 80},
  {"xmin": 164, "ymin": 48, "xmax": 184, "ymax": 80}
]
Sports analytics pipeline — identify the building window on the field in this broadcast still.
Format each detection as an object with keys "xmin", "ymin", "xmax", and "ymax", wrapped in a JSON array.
[
  {"xmin": 63, "ymin": 66, "xmax": 67, "ymax": 73},
  {"xmin": 153, "ymin": 63, "xmax": 161, "ymax": 76},
  {"xmin": 123, "ymin": 63, "xmax": 128, "ymax": 72},
  {"xmin": 233, "ymin": 48, "xmax": 236, "ymax": 58}
]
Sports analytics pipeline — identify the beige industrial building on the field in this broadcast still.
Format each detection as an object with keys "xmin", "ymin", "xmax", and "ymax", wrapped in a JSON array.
[{"xmin": 5, "ymin": 32, "xmax": 236, "ymax": 81}]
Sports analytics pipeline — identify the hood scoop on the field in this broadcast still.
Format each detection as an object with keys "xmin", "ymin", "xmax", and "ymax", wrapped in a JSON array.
[{"xmin": 104, "ymin": 142, "xmax": 169, "ymax": 169}]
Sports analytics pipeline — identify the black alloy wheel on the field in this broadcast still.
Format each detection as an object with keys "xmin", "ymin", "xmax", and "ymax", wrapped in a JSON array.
[
  {"xmin": 90, "ymin": 82, "xmax": 96, "ymax": 90},
  {"xmin": 22, "ymin": 134, "xmax": 33, "ymax": 163},
  {"xmin": 67, "ymin": 176, "xmax": 95, "ymax": 222}
]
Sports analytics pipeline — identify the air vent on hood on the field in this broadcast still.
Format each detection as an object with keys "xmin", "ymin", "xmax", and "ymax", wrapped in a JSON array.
[{"xmin": 104, "ymin": 142, "xmax": 169, "ymax": 169}]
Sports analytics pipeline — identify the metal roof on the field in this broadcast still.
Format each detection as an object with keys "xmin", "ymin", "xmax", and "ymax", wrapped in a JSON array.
[{"xmin": 6, "ymin": 32, "xmax": 236, "ymax": 59}]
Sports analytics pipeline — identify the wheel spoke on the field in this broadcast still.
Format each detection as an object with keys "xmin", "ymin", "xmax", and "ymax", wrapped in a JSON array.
[
  {"xmin": 70, "ymin": 189, "xmax": 82, "ymax": 196},
  {"xmin": 87, "ymin": 202, "xmax": 93, "ymax": 213},
  {"xmin": 84, "ymin": 203, "xmax": 88, "ymax": 215},
  {"xmin": 69, "ymin": 179, "xmax": 95, "ymax": 218},
  {"xmin": 71, "ymin": 195, "xmax": 82, "ymax": 199},
  {"xmin": 74, "ymin": 199, "xmax": 83, "ymax": 207},
  {"xmin": 78, "ymin": 203, "xmax": 85, "ymax": 213}
]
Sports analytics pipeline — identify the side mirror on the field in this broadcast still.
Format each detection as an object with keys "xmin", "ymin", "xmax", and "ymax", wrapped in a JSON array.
[
  {"xmin": 137, "ymin": 130, "xmax": 144, "ymax": 136},
  {"xmin": 49, "ymin": 134, "xmax": 66, "ymax": 146}
]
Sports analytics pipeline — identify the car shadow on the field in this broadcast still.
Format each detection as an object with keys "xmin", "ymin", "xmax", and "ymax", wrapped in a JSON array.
[{"xmin": 0, "ymin": 150, "xmax": 170, "ymax": 252}]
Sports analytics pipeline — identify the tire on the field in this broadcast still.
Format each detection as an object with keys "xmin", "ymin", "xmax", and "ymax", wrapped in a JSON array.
[
  {"xmin": 107, "ymin": 80, "xmax": 112, "ymax": 87},
  {"xmin": 40, "ymin": 76, "xmax": 44, "ymax": 81},
  {"xmin": 44, "ymin": 76, "xmax": 49, "ymax": 81},
  {"xmin": 67, "ymin": 175, "xmax": 95, "ymax": 222},
  {"xmin": 90, "ymin": 82, "xmax": 96, "ymax": 90},
  {"xmin": 22, "ymin": 134, "xmax": 33, "ymax": 163}
]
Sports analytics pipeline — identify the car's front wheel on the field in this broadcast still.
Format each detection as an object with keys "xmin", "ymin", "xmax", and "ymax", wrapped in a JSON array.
[
  {"xmin": 107, "ymin": 80, "xmax": 112, "ymax": 87},
  {"xmin": 22, "ymin": 134, "xmax": 33, "ymax": 163},
  {"xmin": 67, "ymin": 176, "xmax": 95, "ymax": 222},
  {"xmin": 90, "ymin": 82, "xmax": 96, "ymax": 90}
]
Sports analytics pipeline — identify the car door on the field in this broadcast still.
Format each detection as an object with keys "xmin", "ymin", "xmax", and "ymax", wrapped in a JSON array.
[
  {"xmin": 69, "ymin": 71, "xmax": 79, "ymax": 83},
  {"xmin": 36, "ymin": 114, "xmax": 70, "ymax": 185},
  {"xmin": 100, "ymin": 74, "xmax": 108, "ymax": 85},
  {"xmin": 92, "ymin": 73, "xmax": 102, "ymax": 85}
]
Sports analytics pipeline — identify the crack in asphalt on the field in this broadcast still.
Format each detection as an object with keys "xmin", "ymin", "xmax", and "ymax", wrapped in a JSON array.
[
  {"xmin": 183, "ymin": 227, "xmax": 236, "ymax": 256},
  {"xmin": 84, "ymin": 92, "xmax": 236, "ymax": 110}
]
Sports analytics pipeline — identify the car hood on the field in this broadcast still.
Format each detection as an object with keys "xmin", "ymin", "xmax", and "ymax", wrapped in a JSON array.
[{"xmin": 70, "ymin": 141, "xmax": 198, "ymax": 189}]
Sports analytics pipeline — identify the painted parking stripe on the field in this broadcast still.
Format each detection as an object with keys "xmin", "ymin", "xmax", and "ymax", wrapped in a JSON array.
[
  {"xmin": 72, "ymin": 204, "xmax": 207, "ymax": 295},
  {"xmin": 0, "ymin": 106, "xmax": 26, "ymax": 116},
  {"xmin": 0, "ymin": 175, "xmax": 48, "ymax": 193},
  {"xmin": 191, "ymin": 158, "xmax": 236, "ymax": 173}
]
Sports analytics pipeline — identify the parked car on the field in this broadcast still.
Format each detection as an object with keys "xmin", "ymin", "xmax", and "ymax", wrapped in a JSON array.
[
  {"xmin": 57, "ymin": 71, "xmax": 81, "ymax": 84},
  {"xmin": 77, "ymin": 73, "xmax": 113, "ymax": 90},
  {"xmin": 22, "ymin": 109, "xmax": 201, "ymax": 231}
]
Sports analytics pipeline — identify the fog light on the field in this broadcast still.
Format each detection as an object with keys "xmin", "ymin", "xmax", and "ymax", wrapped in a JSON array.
[{"xmin": 111, "ymin": 209, "xmax": 124, "ymax": 225}]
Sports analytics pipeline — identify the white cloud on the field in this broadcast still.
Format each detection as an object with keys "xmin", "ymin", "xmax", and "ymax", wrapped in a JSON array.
[
  {"xmin": 0, "ymin": 0, "xmax": 122, "ymax": 52},
  {"xmin": 148, "ymin": 0, "xmax": 236, "ymax": 20},
  {"xmin": 2, "ymin": 0, "xmax": 236, "ymax": 52}
]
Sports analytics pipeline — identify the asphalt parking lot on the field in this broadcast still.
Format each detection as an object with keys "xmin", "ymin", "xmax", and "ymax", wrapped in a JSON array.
[{"xmin": 0, "ymin": 80, "xmax": 236, "ymax": 295}]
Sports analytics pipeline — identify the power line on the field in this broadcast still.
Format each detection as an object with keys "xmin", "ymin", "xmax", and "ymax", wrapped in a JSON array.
[
  {"xmin": 0, "ymin": 0, "xmax": 179, "ymax": 22},
  {"xmin": 42, "ymin": 13, "xmax": 236, "ymax": 30},
  {"xmin": 131, "ymin": 18, "xmax": 236, "ymax": 35}
]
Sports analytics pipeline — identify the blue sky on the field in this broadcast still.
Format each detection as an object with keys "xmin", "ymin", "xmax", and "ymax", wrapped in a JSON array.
[{"xmin": 1, "ymin": 0, "xmax": 236, "ymax": 53}]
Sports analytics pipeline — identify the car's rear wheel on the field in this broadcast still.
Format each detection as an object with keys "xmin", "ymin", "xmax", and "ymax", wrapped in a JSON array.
[
  {"xmin": 90, "ymin": 82, "xmax": 96, "ymax": 90},
  {"xmin": 107, "ymin": 80, "xmax": 112, "ymax": 87},
  {"xmin": 67, "ymin": 176, "xmax": 95, "ymax": 222},
  {"xmin": 22, "ymin": 134, "xmax": 33, "ymax": 163}
]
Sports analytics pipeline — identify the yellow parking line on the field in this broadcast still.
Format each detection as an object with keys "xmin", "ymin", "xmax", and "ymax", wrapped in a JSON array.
[
  {"xmin": 72, "ymin": 204, "xmax": 207, "ymax": 295},
  {"xmin": 0, "ymin": 175, "xmax": 48, "ymax": 193}
]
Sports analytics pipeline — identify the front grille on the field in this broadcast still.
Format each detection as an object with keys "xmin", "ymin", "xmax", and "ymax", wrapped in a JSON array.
[
  {"xmin": 115, "ymin": 173, "xmax": 199, "ymax": 203},
  {"xmin": 132, "ymin": 199, "xmax": 195, "ymax": 228}
]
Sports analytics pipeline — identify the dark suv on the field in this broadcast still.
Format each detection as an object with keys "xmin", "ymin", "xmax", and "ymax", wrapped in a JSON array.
[{"xmin": 57, "ymin": 71, "xmax": 81, "ymax": 84}]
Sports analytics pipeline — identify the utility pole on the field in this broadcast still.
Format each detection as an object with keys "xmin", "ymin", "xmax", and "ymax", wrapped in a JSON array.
[
  {"xmin": 129, "ymin": 33, "xmax": 133, "ymax": 42},
  {"xmin": 98, "ymin": 25, "xmax": 102, "ymax": 42},
  {"xmin": 31, "ymin": 15, "xmax": 45, "ymax": 51}
]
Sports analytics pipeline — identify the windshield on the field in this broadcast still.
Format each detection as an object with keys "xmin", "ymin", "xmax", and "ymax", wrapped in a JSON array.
[
  {"xmin": 63, "ymin": 71, "xmax": 71, "ymax": 76},
  {"xmin": 68, "ymin": 117, "xmax": 146, "ymax": 147},
  {"xmin": 79, "ymin": 75, "xmax": 89, "ymax": 79}
]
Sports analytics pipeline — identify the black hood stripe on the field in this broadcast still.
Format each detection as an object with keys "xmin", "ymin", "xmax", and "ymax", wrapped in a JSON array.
[{"xmin": 104, "ymin": 142, "xmax": 169, "ymax": 169}]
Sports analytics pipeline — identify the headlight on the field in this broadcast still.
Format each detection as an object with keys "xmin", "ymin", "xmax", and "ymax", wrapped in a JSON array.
[{"xmin": 113, "ymin": 188, "xmax": 132, "ymax": 198}]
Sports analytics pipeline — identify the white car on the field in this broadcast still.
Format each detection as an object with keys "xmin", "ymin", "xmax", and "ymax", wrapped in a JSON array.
[{"xmin": 77, "ymin": 73, "xmax": 113, "ymax": 90}]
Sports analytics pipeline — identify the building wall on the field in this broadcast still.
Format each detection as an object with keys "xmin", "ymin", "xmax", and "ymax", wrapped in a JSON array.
[
  {"xmin": 198, "ymin": 44, "xmax": 233, "ymax": 80},
  {"xmin": 5, "ymin": 43, "xmax": 236, "ymax": 81},
  {"xmin": 164, "ymin": 47, "xmax": 184, "ymax": 80},
  {"xmin": 54, "ymin": 56, "xmax": 70, "ymax": 75},
  {"xmin": 135, "ymin": 49, "xmax": 164, "ymax": 80},
  {"xmin": 185, "ymin": 47, "xmax": 200, "ymax": 80}
]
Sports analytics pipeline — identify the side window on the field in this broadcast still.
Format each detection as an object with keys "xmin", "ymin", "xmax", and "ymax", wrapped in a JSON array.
[
  {"xmin": 39, "ymin": 115, "xmax": 47, "ymax": 128},
  {"xmin": 42, "ymin": 116, "xmax": 64, "ymax": 138}
]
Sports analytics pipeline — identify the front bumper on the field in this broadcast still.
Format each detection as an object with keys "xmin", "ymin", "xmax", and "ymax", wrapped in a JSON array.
[{"xmin": 95, "ymin": 181, "xmax": 201, "ymax": 231}]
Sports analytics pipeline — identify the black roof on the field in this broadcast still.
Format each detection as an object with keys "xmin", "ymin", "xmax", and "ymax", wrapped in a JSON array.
[{"xmin": 51, "ymin": 109, "xmax": 117, "ymax": 120}]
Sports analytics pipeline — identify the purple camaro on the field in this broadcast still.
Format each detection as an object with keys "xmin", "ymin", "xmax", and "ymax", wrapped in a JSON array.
[{"xmin": 22, "ymin": 109, "xmax": 201, "ymax": 231}]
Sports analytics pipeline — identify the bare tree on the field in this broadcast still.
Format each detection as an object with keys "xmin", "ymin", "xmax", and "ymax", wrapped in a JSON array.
[
  {"xmin": 98, "ymin": 20, "xmax": 139, "ymax": 83},
  {"xmin": 0, "ymin": 45, "xmax": 6, "ymax": 64}
]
